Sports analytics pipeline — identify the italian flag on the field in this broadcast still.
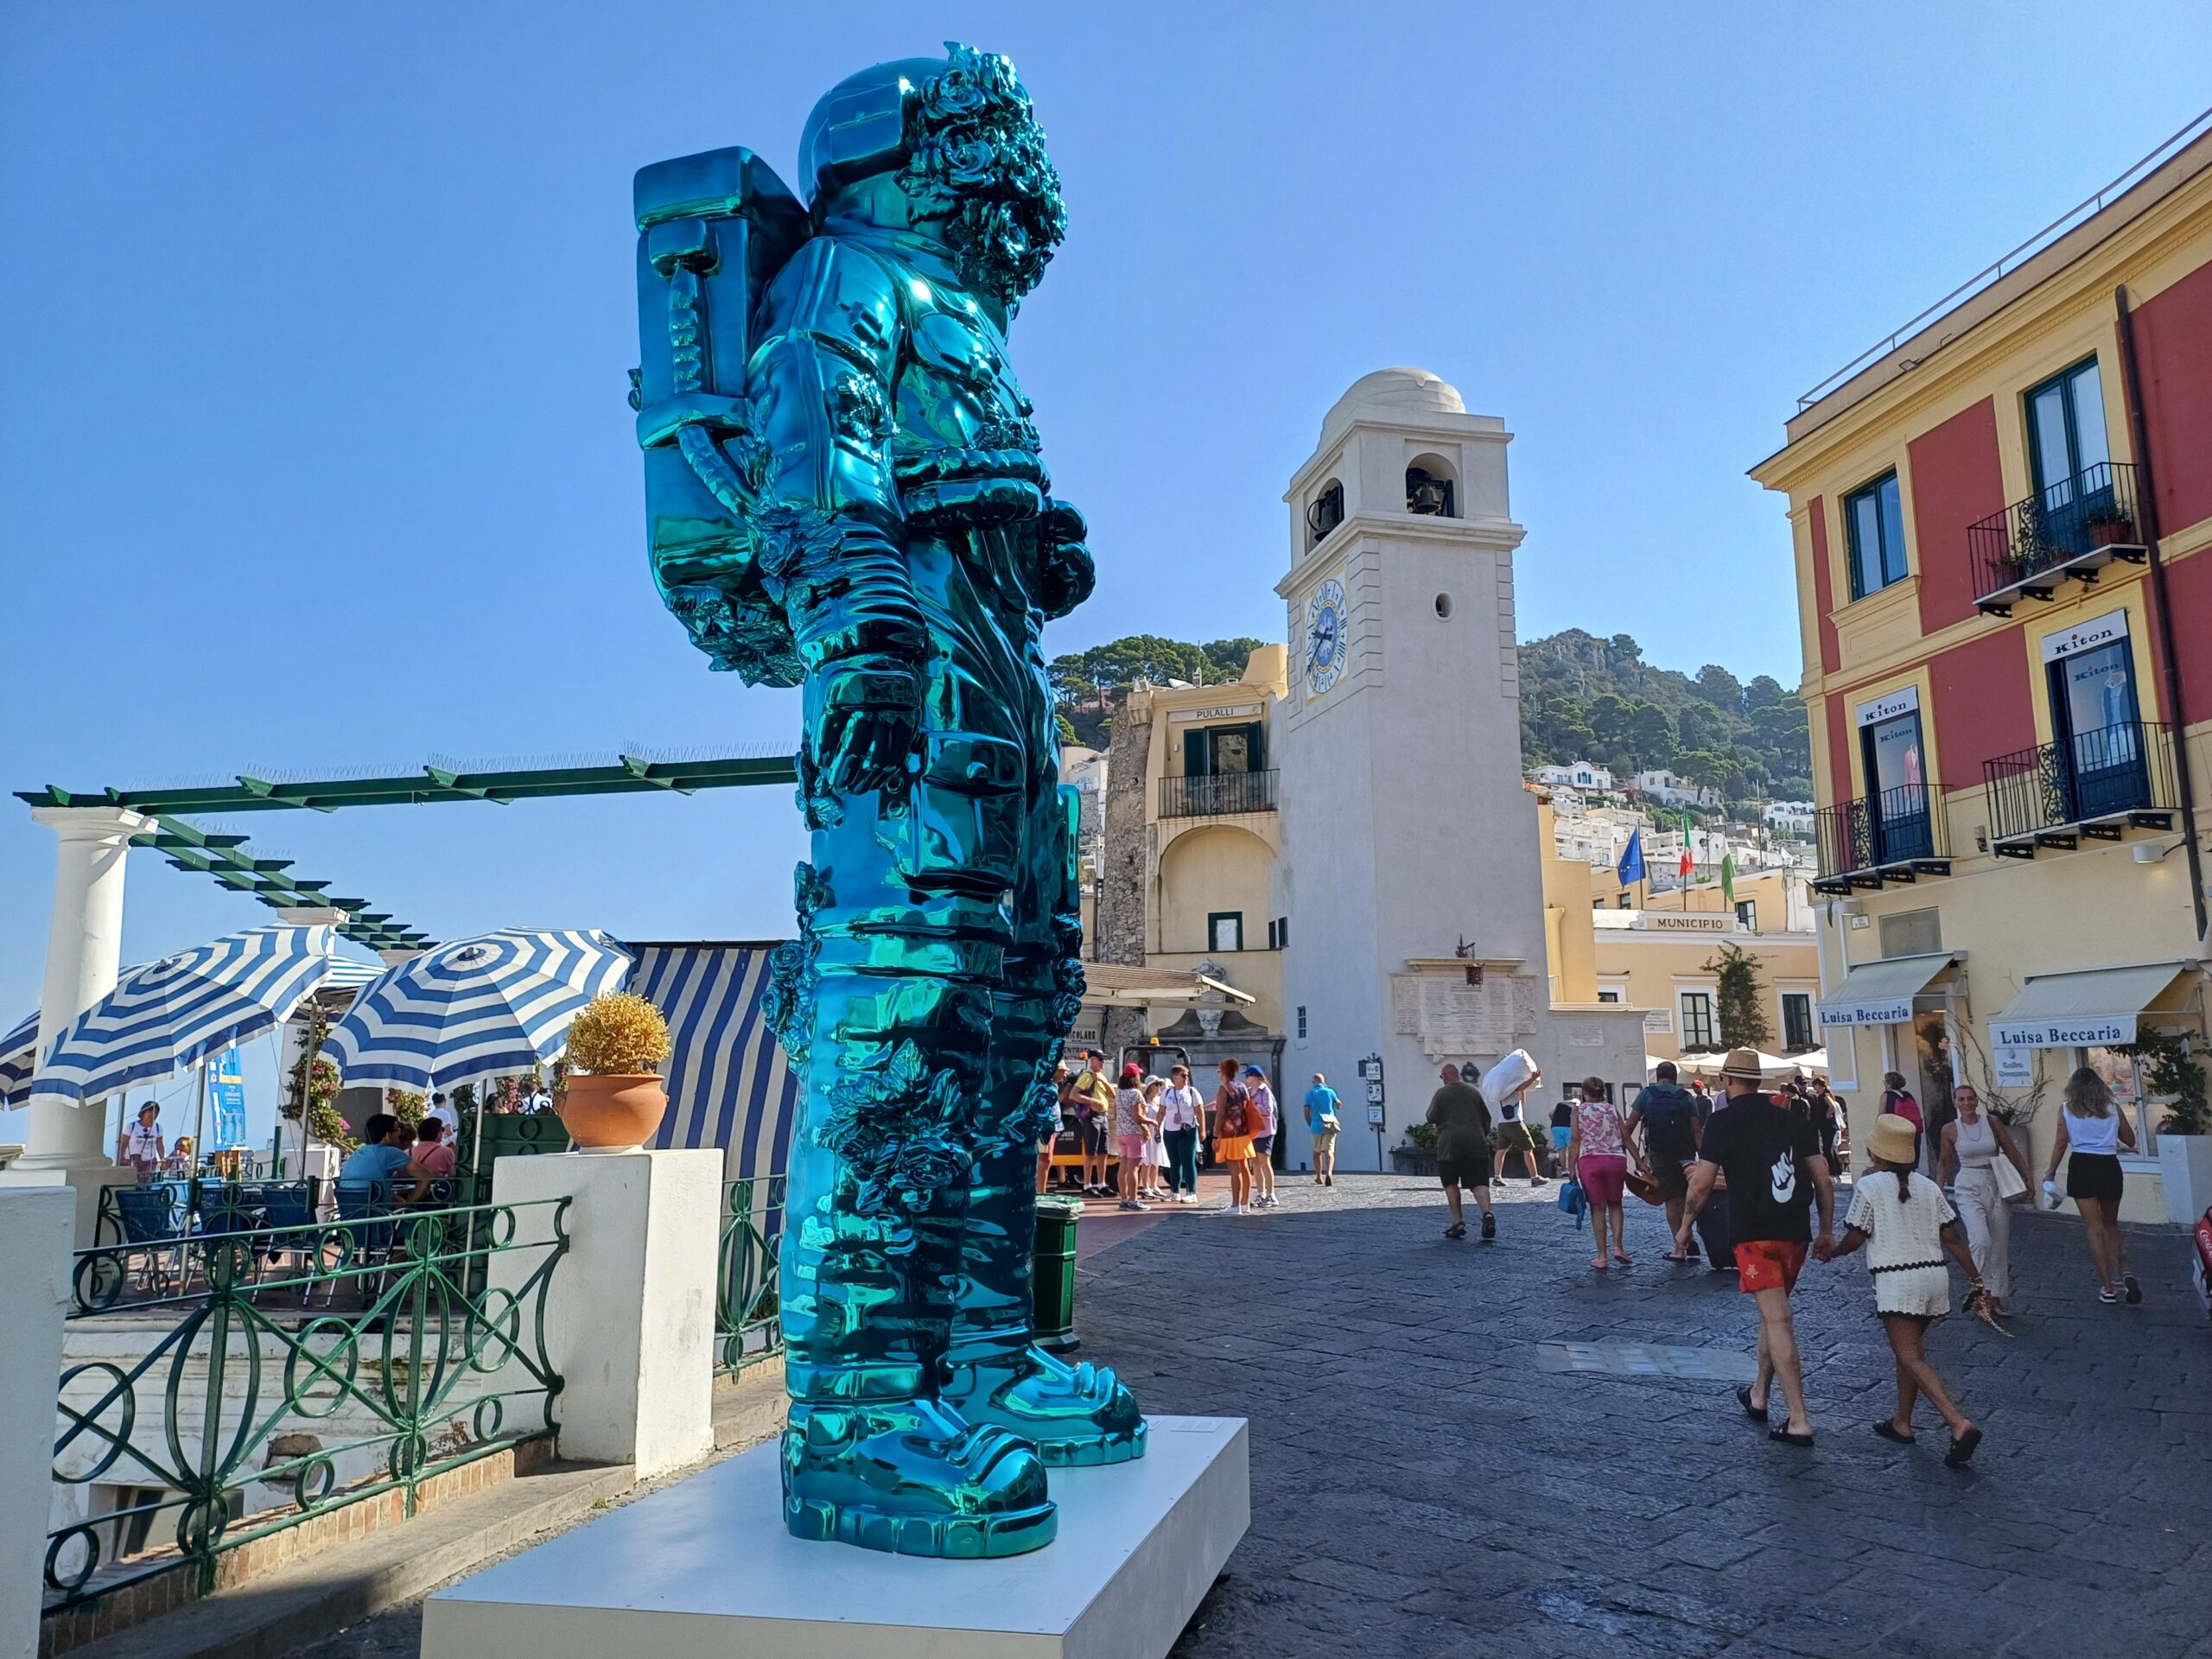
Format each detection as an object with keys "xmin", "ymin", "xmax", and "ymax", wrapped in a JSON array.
[{"xmin": 1679, "ymin": 810, "xmax": 1694, "ymax": 880}]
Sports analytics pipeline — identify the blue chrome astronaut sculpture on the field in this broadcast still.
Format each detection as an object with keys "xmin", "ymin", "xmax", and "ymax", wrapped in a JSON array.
[{"xmin": 632, "ymin": 45, "xmax": 1142, "ymax": 1557}]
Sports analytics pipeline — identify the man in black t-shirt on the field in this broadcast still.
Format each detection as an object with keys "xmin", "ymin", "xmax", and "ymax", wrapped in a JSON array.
[{"xmin": 1678, "ymin": 1050, "xmax": 1834, "ymax": 1446}]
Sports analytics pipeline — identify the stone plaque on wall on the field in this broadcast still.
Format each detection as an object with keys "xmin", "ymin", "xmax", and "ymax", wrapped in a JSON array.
[{"xmin": 1389, "ymin": 972, "xmax": 1520, "ymax": 1058}]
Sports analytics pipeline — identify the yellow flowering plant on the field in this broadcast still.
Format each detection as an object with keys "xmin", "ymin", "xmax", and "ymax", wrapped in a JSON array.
[{"xmin": 563, "ymin": 992, "xmax": 671, "ymax": 1076}]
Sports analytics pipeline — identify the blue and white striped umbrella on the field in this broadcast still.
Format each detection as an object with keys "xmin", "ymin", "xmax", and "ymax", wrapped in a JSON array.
[
  {"xmin": 30, "ymin": 925, "xmax": 350, "ymax": 1103},
  {"xmin": 321, "ymin": 929, "xmax": 633, "ymax": 1090},
  {"xmin": 1, "ymin": 1009, "xmax": 40, "ymax": 1106}
]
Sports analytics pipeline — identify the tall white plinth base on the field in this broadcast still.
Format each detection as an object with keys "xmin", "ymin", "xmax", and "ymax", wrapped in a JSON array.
[{"xmin": 423, "ymin": 1415, "xmax": 1249, "ymax": 1659}]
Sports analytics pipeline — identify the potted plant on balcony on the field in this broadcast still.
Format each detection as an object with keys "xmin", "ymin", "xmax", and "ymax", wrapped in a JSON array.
[
  {"xmin": 2085, "ymin": 503, "xmax": 2138, "ymax": 549},
  {"xmin": 2125, "ymin": 1031, "xmax": 2211, "ymax": 1224},
  {"xmin": 556, "ymin": 991, "xmax": 672, "ymax": 1152}
]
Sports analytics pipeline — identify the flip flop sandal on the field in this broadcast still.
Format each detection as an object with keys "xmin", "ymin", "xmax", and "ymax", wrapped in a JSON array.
[
  {"xmin": 1662, "ymin": 1251, "xmax": 1691, "ymax": 1262},
  {"xmin": 1873, "ymin": 1421, "xmax": 1916, "ymax": 1446},
  {"xmin": 1613, "ymin": 1252, "xmax": 1633, "ymax": 1267},
  {"xmin": 1768, "ymin": 1427, "xmax": 1815, "ymax": 1447},
  {"xmin": 1735, "ymin": 1385, "xmax": 1768, "ymax": 1421},
  {"xmin": 1945, "ymin": 1427, "xmax": 1983, "ymax": 1466}
]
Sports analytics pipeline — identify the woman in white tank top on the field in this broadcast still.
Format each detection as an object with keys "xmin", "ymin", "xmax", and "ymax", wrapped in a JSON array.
[
  {"xmin": 1940, "ymin": 1085, "xmax": 2030, "ymax": 1315},
  {"xmin": 2041, "ymin": 1067, "xmax": 2139, "ymax": 1305}
]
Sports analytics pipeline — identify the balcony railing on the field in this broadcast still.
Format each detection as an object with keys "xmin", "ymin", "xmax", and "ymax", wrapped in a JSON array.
[
  {"xmin": 1160, "ymin": 769, "xmax": 1277, "ymax": 818},
  {"xmin": 1983, "ymin": 721, "xmax": 2178, "ymax": 853},
  {"xmin": 1811, "ymin": 784, "xmax": 1951, "ymax": 893},
  {"xmin": 1967, "ymin": 461, "xmax": 2148, "ymax": 616}
]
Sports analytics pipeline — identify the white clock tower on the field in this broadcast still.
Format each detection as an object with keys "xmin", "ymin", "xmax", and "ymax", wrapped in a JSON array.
[{"xmin": 1273, "ymin": 368, "xmax": 1634, "ymax": 1171}]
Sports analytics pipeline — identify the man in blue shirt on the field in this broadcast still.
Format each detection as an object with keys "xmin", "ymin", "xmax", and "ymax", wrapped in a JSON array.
[
  {"xmin": 1303, "ymin": 1074, "xmax": 1342, "ymax": 1186},
  {"xmin": 339, "ymin": 1113, "xmax": 430, "ymax": 1205}
]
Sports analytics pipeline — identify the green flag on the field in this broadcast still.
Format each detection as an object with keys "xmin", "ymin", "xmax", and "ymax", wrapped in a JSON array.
[{"xmin": 1720, "ymin": 852, "xmax": 1736, "ymax": 905}]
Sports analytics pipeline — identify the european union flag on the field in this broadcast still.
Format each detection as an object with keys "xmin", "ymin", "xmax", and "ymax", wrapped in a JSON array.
[{"xmin": 1617, "ymin": 828, "xmax": 1646, "ymax": 887}]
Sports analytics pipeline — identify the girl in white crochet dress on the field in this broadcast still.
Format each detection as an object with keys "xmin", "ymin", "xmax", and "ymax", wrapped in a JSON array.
[{"xmin": 1820, "ymin": 1112, "xmax": 1986, "ymax": 1465}]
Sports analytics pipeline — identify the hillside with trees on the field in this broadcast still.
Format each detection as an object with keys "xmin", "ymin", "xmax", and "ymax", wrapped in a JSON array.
[
  {"xmin": 1049, "ymin": 636, "xmax": 1268, "ymax": 746},
  {"xmin": 1047, "ymin": 628, "xmax": 1808, "ymax": 804},
  {"xmin": 1518, "ymin": 630, "xmax": 1809, "ymax": 804}
]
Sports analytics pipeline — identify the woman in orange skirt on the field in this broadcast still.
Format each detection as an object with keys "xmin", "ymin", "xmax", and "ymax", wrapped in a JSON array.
[{"xmin": 1211, "ymin": 1058, "xmax": 1258, "ymax": 1215}]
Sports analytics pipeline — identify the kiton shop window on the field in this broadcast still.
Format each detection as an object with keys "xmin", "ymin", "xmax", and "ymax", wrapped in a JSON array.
[
  {"xmin": 1857, "ymin": 689, "xmax": 1931, "ymax": 863},
  {"xmin": 1846, "ymin": 471, "xmax": 1910, "ymax": 599},
  {"xmin": 2044, "ymin": 611, "xmax": 2149, "ymax": 821}
]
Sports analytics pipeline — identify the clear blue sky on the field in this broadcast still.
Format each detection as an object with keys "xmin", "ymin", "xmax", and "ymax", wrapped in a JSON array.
[{"xmin": 5, "ymin": 3, "xmax": 2209, "ymax": 1139}]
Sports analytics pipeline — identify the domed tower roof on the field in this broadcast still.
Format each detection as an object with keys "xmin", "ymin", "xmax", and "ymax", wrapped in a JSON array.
[{"xmin": 1318, "ymin": 367, "xmax": 1465, "ymax": 445}]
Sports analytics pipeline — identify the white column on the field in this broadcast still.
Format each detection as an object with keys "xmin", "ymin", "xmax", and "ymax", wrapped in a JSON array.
[
  {"xmin": 0, "ymin": 808, "xmax": 149, "ymax": 1242},
  {"xmin": 0, "ymin": 1188, "xmax": 73, "ymax": 1659},
  {"xmin": 490, "ymin": 1148, "xmax": 719, "ymax": 1479}
]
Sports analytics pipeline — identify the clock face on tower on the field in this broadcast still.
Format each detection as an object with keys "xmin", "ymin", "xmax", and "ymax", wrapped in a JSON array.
[{"xmin": 1305, "ymin": 577, "xmax": 1346, "ymax": 697}]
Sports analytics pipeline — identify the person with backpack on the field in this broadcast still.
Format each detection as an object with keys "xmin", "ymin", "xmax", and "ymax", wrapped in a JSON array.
[
  {"xmin": 1211, "ymin": 1058, "xmax": 1259, "ymax": 1216},
  {"xmin": 1631, "ymin": 1061, "xmax": 1705, "ymax": 1262}
]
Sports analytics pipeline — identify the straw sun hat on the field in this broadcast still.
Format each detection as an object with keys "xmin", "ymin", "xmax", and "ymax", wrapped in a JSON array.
[
  {"xmin": 1717, "ymin": 1048, "xmax": 1765, "ymax": 1081},
  {"xmin": 1866, "ymin": 1113, "xmax": 1920, "ymax": 1167}
]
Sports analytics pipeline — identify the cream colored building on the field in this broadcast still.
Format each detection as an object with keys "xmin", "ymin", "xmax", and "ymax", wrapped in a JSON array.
[
  {"xmin": 1751, "ymin": 123, "xmax": 2212, "ymax": 1222},
  {"xmin": 1538, "ymin": 797, "xmax": 1822, "ymax": 1072},
  {"xmin": 1125, "ymin": 648, "xmax": 1290, "ymax": 1036}
]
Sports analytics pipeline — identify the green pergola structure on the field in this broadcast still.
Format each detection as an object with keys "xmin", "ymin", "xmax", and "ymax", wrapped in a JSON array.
[
  {"xmin": 130, "ymin": 817, "xmax": 432, "ymax": 954},
  {"xmin": 18, "ymin": 749, "xmax": 798, "ymax": 817},
  {"xmin": 19, "ymin": 749, "xmax": 801, "ymax": 955}
]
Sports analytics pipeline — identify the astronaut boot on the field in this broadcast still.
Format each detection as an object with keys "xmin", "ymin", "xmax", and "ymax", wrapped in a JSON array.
[
  {"xmin": 781, "ymin": 1395, "xmax": 1056, "ymax": 1557},
  {"xmin": 776, "ymin": 1026, "xmax": 1055, "ymax": 1556},
  {"xmin": 942, "ymin": 1138, "xmax": 1147, "ymax": 1468}
]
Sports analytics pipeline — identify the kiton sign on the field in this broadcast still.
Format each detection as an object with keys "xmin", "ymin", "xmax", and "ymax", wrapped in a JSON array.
[
  {"xmin": 2041, "ymin": 609, "xmax": 2130, "ymax": 664},
  {"xmin": 1987, "ymin": 1013, "xmax": 2137, "ymax": 1049}
]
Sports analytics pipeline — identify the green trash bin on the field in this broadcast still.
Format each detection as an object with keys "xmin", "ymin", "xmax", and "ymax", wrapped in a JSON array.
[{"xmin": 1033, "ymin": 1195, "xmax": 1083, "ymax": 1355}]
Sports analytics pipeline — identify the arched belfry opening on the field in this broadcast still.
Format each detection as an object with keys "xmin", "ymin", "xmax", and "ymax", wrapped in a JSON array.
[{"xmin": 1406, "ymin": 454, "xmax": 1458, "ymax": 518}]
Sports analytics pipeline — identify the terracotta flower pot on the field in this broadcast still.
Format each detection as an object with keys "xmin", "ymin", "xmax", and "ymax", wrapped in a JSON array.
[{"xmin": 557, "ymin": 1073, "xmax": 668, "ymax": 1151}]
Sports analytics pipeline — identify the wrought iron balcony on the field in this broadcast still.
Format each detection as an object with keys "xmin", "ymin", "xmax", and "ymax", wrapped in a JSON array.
[
  {"xmin": 1810, "ymin": 784, "xmax": 1951, "ymax": 895},
  {"xmin": 1983, "ymin": 721, "xmax": 2177, "ymax": 855},
  {"xmin": 1968, "ymin": 461, "xmax": 2147, "ymax": 617},
  {"xmin": 1160, "ymin": 769, "xmax": 1278, "ymax": 818}
]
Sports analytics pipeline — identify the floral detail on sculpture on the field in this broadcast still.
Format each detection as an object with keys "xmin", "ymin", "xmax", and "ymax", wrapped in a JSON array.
[
  {"xmin": 663, "ymin": 582, "xmax": 805, "ymax": 687},
  {"xmin": 898, "ymin": 42, "xmax": 1067, "ymax": 308},
  {"xmin": 766, "ymin": 861, "xmax": 833, "ymax": 1065},
  {"xmin": 819, "ymin": 1039, "xmax": 978, "ymax": 1215},
  {"xmin": 830, "ymin": 370, "xmax": 891, "ymax": 446},
  {"xmin": 971, "ymin": 414, "xmax": 1040, "ymax": 454}
]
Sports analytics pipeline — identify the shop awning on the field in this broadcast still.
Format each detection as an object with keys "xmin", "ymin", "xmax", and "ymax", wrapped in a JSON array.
[
  {"xmin": 1079, "ymin": 963, "xmax": 1256, "ymax": 1009},
  {"xmin": 1986, "ymin": 961, "xmax": 2198, "ymax": 1049},
  {"xmin": 1817, "ymin": 951, "xmax": 1964, "ymax": 1028}
]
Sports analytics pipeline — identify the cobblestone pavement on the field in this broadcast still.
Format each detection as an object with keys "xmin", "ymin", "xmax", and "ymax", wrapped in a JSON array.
[
  {"xmin": 280, "ymin": 1173, "xmax": 2209, "ymax": 1659},
  {"xmin": 1079, "ymin": 1173, "xmax": 2212, "ymax": 1659}
]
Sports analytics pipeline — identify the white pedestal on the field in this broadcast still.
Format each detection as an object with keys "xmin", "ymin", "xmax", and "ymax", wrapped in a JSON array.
[
  {"xmin": 489, "ymin": 1148, "xmax": 720, "ymax": 1479},
  {"xmin": 0, "ymin": 1188, "xmax": 74, "ymax": 1659},
  {"xmin": 423, "ymin": 1415, "xmax": 1249, "ymax": 1659}
]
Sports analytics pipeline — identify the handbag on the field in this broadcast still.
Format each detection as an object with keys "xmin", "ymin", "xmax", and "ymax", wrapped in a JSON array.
[
  {"xmin": 1557, "ymin": 1179, "xmax": 1587, "ymax": 1230},
  {"xmin": 1623, "ymin": 1170, "xmax": 1666, "ymax": 1207},
  {"xmin": 1993, "ymin": 1159, "xmax": 2028, "ymax": 1202}
]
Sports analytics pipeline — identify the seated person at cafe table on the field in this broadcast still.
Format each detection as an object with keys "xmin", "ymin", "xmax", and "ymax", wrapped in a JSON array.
[{"xmin": 339, "ymin": 1114, "xmax": 436, "ymax": 1205}]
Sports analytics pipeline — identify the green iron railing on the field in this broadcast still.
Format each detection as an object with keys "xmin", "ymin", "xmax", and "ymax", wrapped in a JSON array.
[
  {"xmin": 715, "ymin": 1177, "xmax": 783, "ymax": 1376},
  {"xmin": 48, "ymin": 1198, "xmax": 569, "ymax": 1617}
]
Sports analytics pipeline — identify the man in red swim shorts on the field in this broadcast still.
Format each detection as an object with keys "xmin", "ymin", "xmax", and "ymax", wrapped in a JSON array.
[{"xmin": 1679, "ymin": 1050, "xmax": 1834, "ymax": 1446}]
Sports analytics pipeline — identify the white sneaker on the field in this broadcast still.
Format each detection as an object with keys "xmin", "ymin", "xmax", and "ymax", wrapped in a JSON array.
[{"xmin": 1217, "ymin": 1204, "xmax": 1244, "ymax": 1216}]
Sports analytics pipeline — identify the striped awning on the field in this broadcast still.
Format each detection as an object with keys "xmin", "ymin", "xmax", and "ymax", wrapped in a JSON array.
[
  {"xmin": 632, "ymin": 943, "xmax": 800, "ymax": 1179},
  {"xmin": 31, "ymin": 925, "xmax": 348, "ymax": 1103},
  {"xmin": 1, "ymin": 1009, "xmax": 39, "ymax": 1106},
  {"xmin": 322, "ymin": 929, "xmax": 632, "ymax": 1090}
]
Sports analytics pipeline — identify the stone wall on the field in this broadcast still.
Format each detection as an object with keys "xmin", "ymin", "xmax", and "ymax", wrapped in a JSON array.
[{"xmin": 1096, "ymin": 690, "xmax": 1152, "ymax": 1057}]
